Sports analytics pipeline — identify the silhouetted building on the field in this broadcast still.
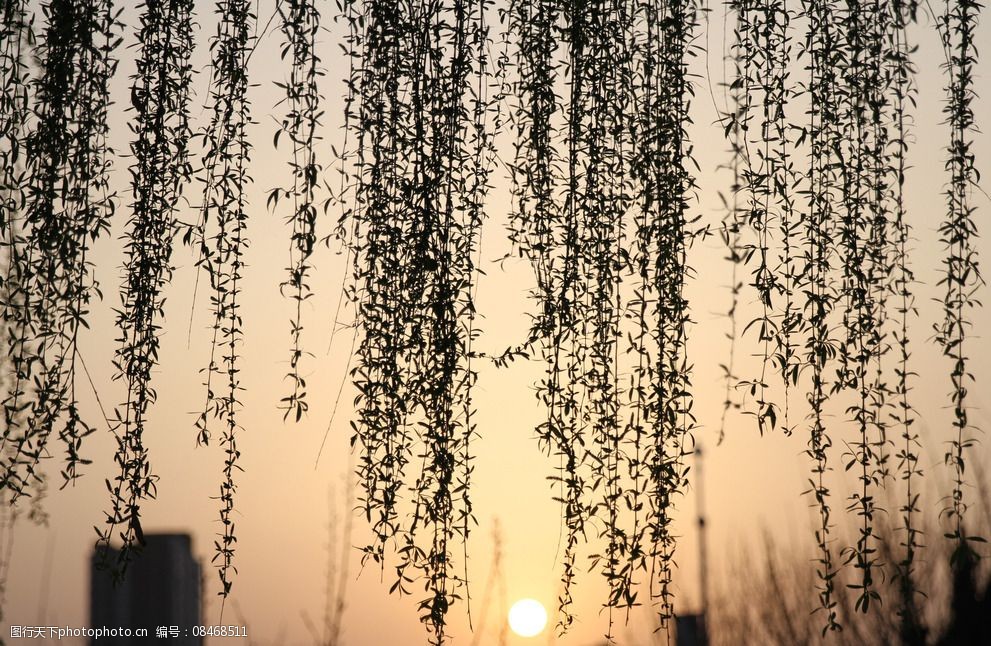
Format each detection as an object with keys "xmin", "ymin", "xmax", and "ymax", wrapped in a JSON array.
[
  {"xmin": 90, "ymin": 533, "xmax": 202, "ymax": 645},
  {"xmin": 676, "ymin": 613, "xmax": 708, "ymax": 646}
]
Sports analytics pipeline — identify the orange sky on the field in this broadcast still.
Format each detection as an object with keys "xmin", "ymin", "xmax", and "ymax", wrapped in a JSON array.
[{"xmin": 3, "ymin": 2, "xmax": 990, "ymax": 645}]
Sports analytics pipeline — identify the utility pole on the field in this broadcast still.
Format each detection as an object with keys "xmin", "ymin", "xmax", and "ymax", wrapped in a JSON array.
[
  {"xmin": 675, "ymin": 443, "xmax": 710, "ymax": 646},
  {"xmin": 696, "ymin": 443, "xmax": 709, "ymax": 646}
]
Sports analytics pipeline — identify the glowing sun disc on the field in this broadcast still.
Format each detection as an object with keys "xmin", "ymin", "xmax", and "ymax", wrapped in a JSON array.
[{"xmin": 508, "ymin": 598, "xmax": 547, "ymax": 638}]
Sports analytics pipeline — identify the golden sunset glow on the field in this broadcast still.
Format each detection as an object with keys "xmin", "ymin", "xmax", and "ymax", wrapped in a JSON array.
[
  {"xmin": 508, "ymin": 598, "xmax": 547, "ymax": 638},
  {"xmin": 2, "ymin": 2, "xmax": 991, "ymax": 646}
]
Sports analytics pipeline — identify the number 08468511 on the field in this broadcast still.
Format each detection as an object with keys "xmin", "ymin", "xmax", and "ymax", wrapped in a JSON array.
[{"xmin": 192, "ymin": 626, "xmax": 248, "ymax": 637}]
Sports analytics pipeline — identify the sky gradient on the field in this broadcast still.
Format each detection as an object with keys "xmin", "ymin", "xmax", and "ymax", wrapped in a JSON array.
[{"xmin": 3, "ymin": 1, "xmax": 990, "ymax": 645}]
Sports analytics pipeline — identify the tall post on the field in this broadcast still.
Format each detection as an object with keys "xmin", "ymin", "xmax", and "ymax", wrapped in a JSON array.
[{"xmin": 696, "ymin": 443, "xmax": 709, "ymax": 645}]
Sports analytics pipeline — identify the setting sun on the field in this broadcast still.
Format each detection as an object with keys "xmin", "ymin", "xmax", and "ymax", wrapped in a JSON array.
[{"xmin": 508, "ymin": 598, "xmax": 548, "ymax": 638}]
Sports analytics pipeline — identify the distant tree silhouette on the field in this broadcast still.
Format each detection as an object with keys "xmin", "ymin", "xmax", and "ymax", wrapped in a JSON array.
[{"xmin": 710, "ymin": 509, "xmax": 991, "ymax": 646}]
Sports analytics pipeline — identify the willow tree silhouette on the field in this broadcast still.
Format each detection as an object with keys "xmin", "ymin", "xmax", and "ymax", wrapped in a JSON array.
[{"xmin": 0, "ymin": 0, "xmax": 985, "ymax": 644}]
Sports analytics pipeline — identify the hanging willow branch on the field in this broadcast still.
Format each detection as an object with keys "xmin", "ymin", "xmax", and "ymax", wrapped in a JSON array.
[
  {"xmin": 0, "ymin": 0, "xmax": 31, "ymax": 244},
  {"xmin": 271, "ymin": 0, "xmax": 323, "ymax": 423},
  {"xmin": 887, "ymin": 0, "xmax": 923, "ymax": 635},
  {"xmin": 191, "ymin": 0, "xmax": 255, "ymax": 598},
  {"xmin": 637, "ymin": 0, "xmax": 699, "ymax": 627},
  {"xmin": 936, "ymin": 0, "xmax": 983, "ymax": 556},
  {"xmin": 0, "ymin": 0, "xmax": 120, "ymax": 501},
  {"xmin": 507, "ymin": 0, "xmax": 699, "ymax": 634},
  {"xmin": 99, "ymin": 0, "xmax": 195, "ymax": 577},
  {"xmin": 0, "ymin": 0, "xmax": 985, "ymax": 634},
  {"xmin": 796, "ymin": 0, "xmax": 843, "ymax": 628},
  {"xmin": 835, "ymin": 0, "xmax": 884, "ymax": 613},
  {"xmin": 0, "ymin": 1, "xmax": 32, "ymax": 474},
  {"xmin": 716, "ymin": 47, "xmax": 746, "ymax": 445},
  {"xmin": 504, "ymin": 0, "xmax": 582, "ymax": 630},
  {"xmin": 339, "ymin": 0, "xmax": 496, "ymax": 641},
  {"xmin": 722, "ymin": 0, "xmax": 923, "ymax": 626},
  {"xmin": 732, "ymin": 0, "xmax": 791, "ymax": 436}
]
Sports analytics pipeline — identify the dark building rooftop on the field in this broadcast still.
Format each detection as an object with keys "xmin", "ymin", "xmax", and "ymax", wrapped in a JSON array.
[{"xmin": 90, "ymin": 533, "xmax": 202, "ymax": 646}]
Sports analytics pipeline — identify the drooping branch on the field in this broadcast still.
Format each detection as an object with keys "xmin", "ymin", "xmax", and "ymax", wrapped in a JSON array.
[
  {"xmin": 340, "ymin": 0, "xmax": 496, "ymax": 641},
  {"xmin": 886, "ymin": 0, "xmax": 923, "ymax": 635},
  {"xmin": 834, "ymin": 0, "xmax": 892, "ymax": 613},
  {"xmin": 193, "ymin": 0, "xmax": 255, "ymax": 598},
  {"xmin": 272, "ymin": 0, "xmax": 324, "ymax": 423},
  {"xmin": 797, "ymin": 0, "xmax": 843, "ymax": 627},
  {"xmin": 100, "ymin": 0, "xmax": 195, "ymax": 578},
  {"xmin": 0, "ymin": 0, "xmax": 31, "ymax": 242},
  {"xmin": 936, "ymin": 0, "xmax": 983, "ymax": 555},
  {"xmin": 506, "ymin": 0, "xmax": 699, "ymax": 632},
  {"xmin": 0, "ymin": 0, "xmax": 32, "ymax": 483},
  {"xmin": 637, "ymin": 0, "xmax": 698, "ymax": 626},
  {"xmin": 1, "ymin": 0, "xmax": 120, "ymax": 500}
]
